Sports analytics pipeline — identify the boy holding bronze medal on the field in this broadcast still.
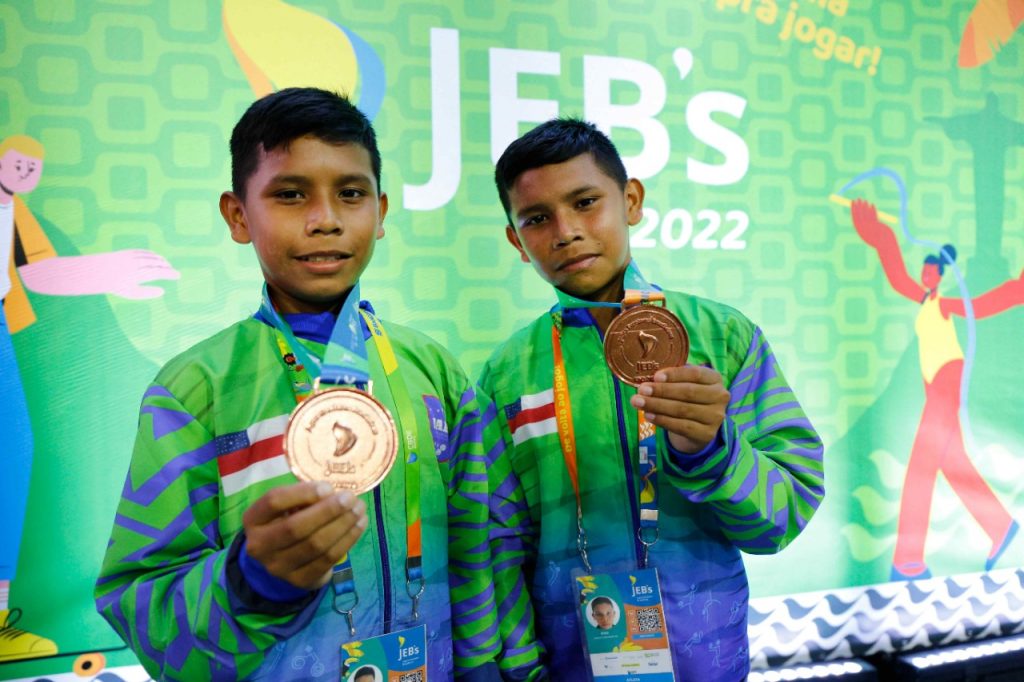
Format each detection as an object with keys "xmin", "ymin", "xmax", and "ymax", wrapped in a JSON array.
[
  {"xmin": 479, "ymin": 119, "xmax": 825, "ymax": 681},
  {"xmin": 95, "ymin": 88, "xmax": 544, "ymax": 681}
]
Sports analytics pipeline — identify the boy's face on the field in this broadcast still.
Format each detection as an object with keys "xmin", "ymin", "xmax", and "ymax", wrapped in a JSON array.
[
  {"xmin": 504, "ymin": 153, "xmax": 643, "ymax": 304},
  {"xmin": 0, "ymin": 149, "xmax": 44, "ymax": 195},
  {"xmin": 592, "ymin": 601, "xmax": 615, "ymax": 629},
  {"xmin": 220, "ymin": 135, "xmax": 387, "ymax": 314}
]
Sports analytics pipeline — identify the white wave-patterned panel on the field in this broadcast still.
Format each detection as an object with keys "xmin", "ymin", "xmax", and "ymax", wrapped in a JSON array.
[{"xmin": 748, "ymin": 568, "xmax": 1024, "ymax": 668}]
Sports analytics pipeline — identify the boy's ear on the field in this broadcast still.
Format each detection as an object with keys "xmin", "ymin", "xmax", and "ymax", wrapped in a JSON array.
[
  {"xmin": 376, "ymin": 192, "xmax": 389, "ymax": 240},
  {"xmin": 624, "ymin": 178, "xmax": 645, "ymax": 226},
  {"xmin": 505, "ymin": 225, "xmax": 531, "ymax": 263},
  {"xmin": 220, "ymin": 192, "xmax": 250, "ymax": 244}
]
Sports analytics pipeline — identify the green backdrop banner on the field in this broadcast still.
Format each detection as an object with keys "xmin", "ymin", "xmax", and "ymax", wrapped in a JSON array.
[{"xmin": 1, "ymin": 0, "xmax": 1022, "ymax": 678}]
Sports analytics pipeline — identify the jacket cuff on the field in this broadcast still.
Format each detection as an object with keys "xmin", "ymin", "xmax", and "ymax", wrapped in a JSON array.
[
  {"xmin": 502, "ymin": 663, "xmax": 550, "ymax": 681},
  {"xmin": 226, "ymin": 533, "xmax": 319, "ymax": 615},
  {"xmin": 664, "ymin": 422, "xmax": 727, "ymax": 475},
  {"xmin": 455, "ymin": 661, "xmax": 503, "ymax": 682}
]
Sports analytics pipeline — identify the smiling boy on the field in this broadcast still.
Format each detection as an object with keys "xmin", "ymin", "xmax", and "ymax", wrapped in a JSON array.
[
  {"xmin": 479, "ymin": 119, "xmax": 824, "ymax": 680},
  {"xmin": 95, "ymin": 88, "xmax": 542, "ymax": 681}
]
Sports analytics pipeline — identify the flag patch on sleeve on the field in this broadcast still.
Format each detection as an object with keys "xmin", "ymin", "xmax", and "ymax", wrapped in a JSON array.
[{"xmin": 504, "ymin": 388, "xmax": 557, "ymax": 445}]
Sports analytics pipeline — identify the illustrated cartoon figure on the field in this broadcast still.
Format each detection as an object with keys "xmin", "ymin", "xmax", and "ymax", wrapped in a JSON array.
[
  {"xmin": 0, "ymin": 134, "xmax": 178, "ymax": 662},
  {"xmin": 849, "ymin": 198, "xmax": 1023, "ymax": 579}
]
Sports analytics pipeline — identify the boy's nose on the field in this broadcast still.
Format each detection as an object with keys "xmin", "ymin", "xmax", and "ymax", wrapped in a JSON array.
[
  {"xmin": 552, "ymin": 216, "xmax": 582, "ymax": 247},
  {"xmin": 306, "ymin": 200, "xmax": 343, "ymax": 234}
]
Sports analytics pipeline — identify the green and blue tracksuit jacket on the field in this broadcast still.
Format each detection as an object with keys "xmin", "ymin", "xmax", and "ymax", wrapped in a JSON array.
[
  {"xmin": 95, "ymin": 301, "xmax": 543, "ymax": 681},
  {"xmin": 478, "ymin": 289, "xmax": 825, "ymax": 680}
]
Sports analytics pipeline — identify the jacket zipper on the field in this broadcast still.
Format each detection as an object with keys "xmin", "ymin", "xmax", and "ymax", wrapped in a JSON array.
[
  {"xmin": 593, "ymin": 310, "xmax": 643, "ymax": 567},
  {"xmin": 373, "ymin": 486, "xmax": 393, "ymax": 632},
  {"xmin": 613, "ymin": 376, "xmax": 644, "ymax": 566}
]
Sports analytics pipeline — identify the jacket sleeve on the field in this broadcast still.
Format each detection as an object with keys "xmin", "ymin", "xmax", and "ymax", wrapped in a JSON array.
[
  {"xmin": 662, "ymin": 326, "xmax": 825, "ymax": 554},
  {"xmin": 443, "ymin": 379, "xmax": 504, "ymax": 679},
  {"xmin": 94, "ymin": 382, "xmax": 320, "ymax": 681},
  {"xmin": 478, "ymin": 386, "xmax": 547, "ymax": 681}
]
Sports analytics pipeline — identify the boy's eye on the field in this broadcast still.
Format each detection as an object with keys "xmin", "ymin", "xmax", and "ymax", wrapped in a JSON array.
[
  {"xmin": 339, "ymin": 188, "xmax": 366, "ymax": 199},
  {"xmin": 522, "ymin": 214, "xmax": 547, "ymax": 227},
  {"xmin": 275, "ymin": 189, "xmax": 303, "ymax": 200},
  {"xmin": 577, "ymin": 197, "xmax": 597, "ymax": 209}
]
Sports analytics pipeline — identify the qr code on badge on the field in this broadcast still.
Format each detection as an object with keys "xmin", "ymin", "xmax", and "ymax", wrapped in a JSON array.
[
  {"xmin": 399, "ymin": 672, "xmax": 424, "ymax": 682},
  {"xmin": 636, "ymin": 606, "xmax": 663, "ymax": 633}
]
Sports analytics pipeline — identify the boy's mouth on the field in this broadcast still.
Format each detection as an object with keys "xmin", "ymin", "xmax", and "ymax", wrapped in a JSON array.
[
  {"xmin": 297, "ymin": 251, "xmax": 349, "ymax": 263},
  {"xmin": 558, "ymin": 253, "xmax": 598, "ymax": 272}
]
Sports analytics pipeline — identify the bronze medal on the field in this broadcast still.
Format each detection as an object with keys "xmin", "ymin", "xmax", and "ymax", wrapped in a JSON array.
[
  {"xmin": 284, "ymin": 388, "xmax": 398, "ymax": 494},
  {"xmin": 604, "ymin": 305, "xmax": 689, "ymax": 386}
]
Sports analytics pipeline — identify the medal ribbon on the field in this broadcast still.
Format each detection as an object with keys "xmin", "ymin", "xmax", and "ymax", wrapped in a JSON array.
[
  {"xmin": 262, "ymin": 285, "xmax": 423, "ymax": 628},
  {"xmin": 550, "ymin": 261, "xmax": 662, "ymax": 569},
  {"xmin": 259, "ymin": 283, "xmax": 371, "ymax": 392},
  {"xmin": 552, "ymin": 260, "xmax": 665, "ymax": 311},
  {"xmin": 359, "ymin": 309, "xmax": 426, "ymax": 621}
]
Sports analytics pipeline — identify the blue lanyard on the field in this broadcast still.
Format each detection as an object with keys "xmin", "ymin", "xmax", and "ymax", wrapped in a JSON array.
[{"xmin": 259, "ymin": 282, "xmax": 370, "ymax": 389}]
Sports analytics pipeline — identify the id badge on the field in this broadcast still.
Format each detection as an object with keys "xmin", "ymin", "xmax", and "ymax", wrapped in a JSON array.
[
  {"xmin": 574, "ymin": 568, "xmax": 676, "ymax": 681},
  {"xmin": 340, "ymin": 624, "xmax": 427, "ymax": 682}
]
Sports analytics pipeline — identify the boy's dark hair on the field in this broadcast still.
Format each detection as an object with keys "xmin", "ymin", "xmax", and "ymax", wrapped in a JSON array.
[
  {"xmin": 494, "ymin": 118, "xmax": 628, "ymax": 222},
  {"xmin": 353, "ymin": 666, "xmax": 375, "ymax": 681},
  {"xmin": 229, "ymin": 87, "xmax": 381, "ymax": 198},
  {"xmin": 591, "ymin": 596, "xmax": 614, "ymax": 612}
]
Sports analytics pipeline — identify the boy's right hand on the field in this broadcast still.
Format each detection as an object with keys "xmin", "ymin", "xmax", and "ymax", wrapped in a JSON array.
[{"xmin": 243, "ymin": 481, "xmax": 368, "ymax": 591}]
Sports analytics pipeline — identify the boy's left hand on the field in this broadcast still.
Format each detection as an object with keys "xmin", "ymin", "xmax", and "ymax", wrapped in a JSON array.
[{"xmin": 629, "ymin": 365, "xmax": 730, "ymax": 454}]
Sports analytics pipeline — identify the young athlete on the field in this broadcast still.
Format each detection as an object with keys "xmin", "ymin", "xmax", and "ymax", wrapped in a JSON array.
[
  {"xmin": 480, "ymin": 118, "xmax": 825, "ymax": 680},
  {"xmin": 95, "ymin": 88, "xmax": 542, "ymax": 681}
]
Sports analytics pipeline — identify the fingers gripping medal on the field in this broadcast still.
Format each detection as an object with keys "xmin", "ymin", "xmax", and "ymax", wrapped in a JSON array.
[
  {"xmin": 284, "ymin": 383, "xmax": 398, "ymax": 494},
  {"xmin": 604, "ymin": 292, "xmax": 689, "ymax": 386}
]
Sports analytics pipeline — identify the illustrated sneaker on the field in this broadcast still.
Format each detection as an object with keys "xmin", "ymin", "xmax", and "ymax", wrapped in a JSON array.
[
  {"xmin": 0, "ymin": 608, "xmax": 58, "ymax": 662},
  {"xmin": 986, "ymin": 520, "xmax": 1020, "ymax": 571},
  {"xmin": 890, "ymin": 562, "xmax": 932, "ymax": 581}
]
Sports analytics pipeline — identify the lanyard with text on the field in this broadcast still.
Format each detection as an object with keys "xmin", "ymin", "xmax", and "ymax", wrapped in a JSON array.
[
  {"xmin": 551, "ymin": 261, "xmax": 662, "ymax": 570},
  {"xmin": 261, "ymin": 284, "xmax": 424, "ymax": 632}
]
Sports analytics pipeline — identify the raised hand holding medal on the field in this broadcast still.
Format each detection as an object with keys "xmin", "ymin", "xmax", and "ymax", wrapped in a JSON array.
[
  {"xmin": 604, "ymin": 267, "xmax": 729, "ymax": 455},
  {"xmin": 260, "ymin": 283, "xmax": 426, "ymax": 627},
  {"xmin": 630, "ymin": 363, "xmax": 730, "ymax": 454},
  {"xmin": 554, "ymin": 261, "xmax": 728, "ymax": 455},
  {"xmin": 242, "ymin": 289, "xmax": 377, "ymax": 592}
]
